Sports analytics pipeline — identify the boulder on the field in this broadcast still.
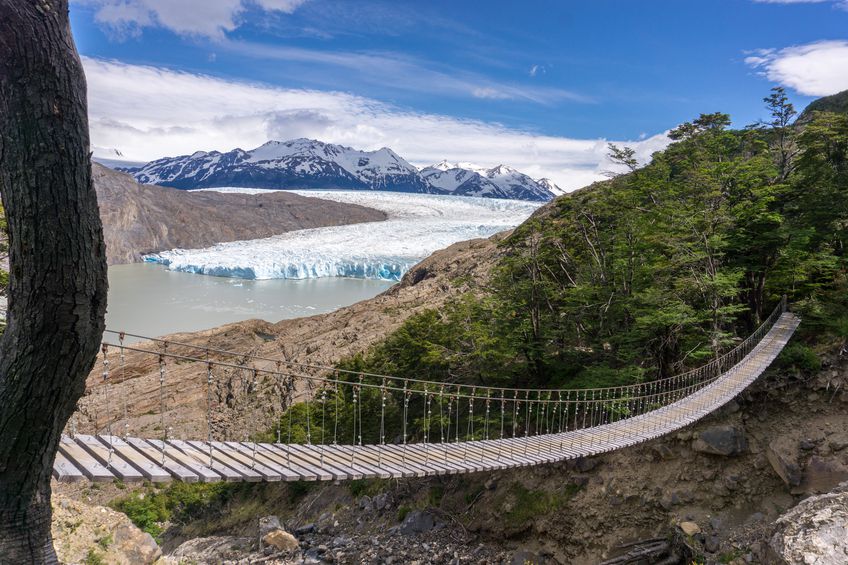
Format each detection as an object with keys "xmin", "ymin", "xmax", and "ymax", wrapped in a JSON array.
[
  {"xmin": 359, "ymin": 495, "xmax": 373, "ymax": 511},
  {"xmin": 295, "ymin": 522, "xmax": 316, "ymax": 535},
  {"xmin": 112, "ymin": 524, "xmax": 160, "ymax": 565},
  {"xmin": 373, "ymin": 492, "xmax": 392, "ymax": 511},
  {"xmin": 262, "ymin": 529, "xmax": 300, "ymax": 551},
  {"xmin": 651, "ymin": 444, "xmax": 675, "ymax": 460},
  {"xmin": 51, "ymin": 494, "xmax": 162, "ymax": 565},
  {"xmin": 800, "ymin": 456, "xmax": 848, "ymax": 495},
  {"xmin": 767, "ymin": 437, "xmax": 802, "ymax": 487},
  {"xmin": 170, "ymin": 536, "xmax": 254, "ymax": 561},
  {"xmin": 691, "ymin": 425, "xmax": 747, "ymax": 456},
  {"xmin": 829, "ymin": 433, "xmax": 848, "ymax": 452},
  {"xmin": 399, "ymin": 510, "xmax": 437, "ymax": 535},
  {"xmin": 679, "ymin": 521, "xmax": 701, "ymax": 536},
  {"xmin": 767, "ymin": 485, "xmax": 848, "ymax": 564},
  {"xmin": 511, "ymin": 549, "xmax": 548, "ymax": 564},
  {"xmin": 258, "ymin": 515, "xmax": 282, "ymax": 538}
]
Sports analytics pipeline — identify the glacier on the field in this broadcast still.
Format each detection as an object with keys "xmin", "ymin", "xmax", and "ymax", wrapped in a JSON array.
[{"xmin": 146, "ymin": 190, "xmax": 542, "ymax": 281}]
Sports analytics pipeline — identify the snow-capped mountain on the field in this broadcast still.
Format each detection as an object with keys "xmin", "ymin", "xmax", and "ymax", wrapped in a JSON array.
[
  {"xmin": 537, "ymin": 177, "xmax": 565, "ymax": 196},
  {"xmin": 125, "ymin": 139, "xmax": 558, "ymax": 202},
  {"xmin": 419, "ymin": 162, "xmax": 557, "ymax": 201}
]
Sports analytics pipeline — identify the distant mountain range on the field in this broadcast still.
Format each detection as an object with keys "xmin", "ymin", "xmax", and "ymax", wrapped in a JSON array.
[{"xmin": 123, "ymin": 139, "xmax": 560, "ymax": 202}]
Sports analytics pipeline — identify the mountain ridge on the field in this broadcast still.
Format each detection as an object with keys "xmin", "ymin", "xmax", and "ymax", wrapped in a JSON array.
[
  {"xmin": 93, "ymin": 163, "xmax": 386, "ymax": 265},
  {"xmin": 123, "ymin": 138, "xmax": 559, "ymax": 202}
]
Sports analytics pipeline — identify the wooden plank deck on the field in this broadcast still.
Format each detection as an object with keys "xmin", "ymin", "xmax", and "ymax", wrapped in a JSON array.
[{"xmin": 54, "ymin": 313, "xmax": 799, "ymax": 483}]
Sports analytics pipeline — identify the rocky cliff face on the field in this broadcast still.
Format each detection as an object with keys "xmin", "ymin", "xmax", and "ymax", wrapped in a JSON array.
[{"xmin": 93, "ymin": 163, "xmax": 387, "ymax": 265}]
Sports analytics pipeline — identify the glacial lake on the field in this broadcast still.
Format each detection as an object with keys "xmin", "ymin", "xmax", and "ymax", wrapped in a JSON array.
[{"xmin": 105, "ymin": 262, "xmax": 393, "ymax": 341}]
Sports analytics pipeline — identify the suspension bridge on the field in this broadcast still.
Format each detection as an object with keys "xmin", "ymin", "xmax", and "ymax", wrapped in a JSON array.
[{"xmin": 52, "ymin": 299, "xmax": 799, "ymax": 483}]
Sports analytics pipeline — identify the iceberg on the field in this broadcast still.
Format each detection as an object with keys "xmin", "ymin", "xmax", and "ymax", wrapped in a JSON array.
[{"xmin": 147, "ymin": 190, "xmax": 542, "ymax": 281}]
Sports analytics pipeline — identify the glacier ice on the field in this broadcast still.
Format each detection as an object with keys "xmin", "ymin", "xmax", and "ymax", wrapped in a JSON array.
[{"xmin": 146, "ymin": 190, "xmax": 542, "ymax": 281}]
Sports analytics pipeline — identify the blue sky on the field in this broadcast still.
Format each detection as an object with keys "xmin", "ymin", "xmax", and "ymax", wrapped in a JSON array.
[{"xmin": 70, "ymin": 0, "xmax": 848, "ymax": 189}]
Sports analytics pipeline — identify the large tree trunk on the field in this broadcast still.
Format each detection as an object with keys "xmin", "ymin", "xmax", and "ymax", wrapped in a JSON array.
[{"xmin": 0, "ymin": 1, "xmax": 108, "ymax": 562}]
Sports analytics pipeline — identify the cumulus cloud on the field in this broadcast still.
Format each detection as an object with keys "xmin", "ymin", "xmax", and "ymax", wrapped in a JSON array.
[
  {"xmin": 84, "ymin": 58, "xmax": 668, "ymax": 191},
  {"xmin": 73, "ymin": 0, "xmax": 307, "ymax": 38},
  {"xmin": 745, "ymin": 40, "xmax": 848, "ymax": 96}
]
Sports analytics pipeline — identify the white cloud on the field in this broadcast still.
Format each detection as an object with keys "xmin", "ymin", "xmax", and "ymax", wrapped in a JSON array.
[
  {"xmin": 84, "ymin": 58, "xmax": 668, "ymax": 192},
  {"xmin": 73, "ymin": 0, "xmax": 307, "ymax": 38},
  {"xmin": 753, "ymin": 0, "xmax": 847, "ymax": 6},
  {"xmin": 529, "ymin": 64, "xmax": 546, "ymax": 77},
  {"xmin": 745, "ymin": 40, "xmax": 848, "ymax": 96},
  {"xmin": 253, "ymin": 0, "xmax": 307, "ymax": 11},
  {"xmin": 221, "ymin": 40, "xmax": 587, "ymax": 105}
]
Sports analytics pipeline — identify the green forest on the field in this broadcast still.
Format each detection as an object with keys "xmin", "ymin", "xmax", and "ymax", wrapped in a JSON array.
[{"xmin": 265, "ymin": 88, "xmax": 848, "ymax": 445}]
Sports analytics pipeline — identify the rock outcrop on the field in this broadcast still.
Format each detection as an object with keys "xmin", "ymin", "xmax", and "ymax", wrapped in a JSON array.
[
  {"xmin": 691, "ymin": 425, "xmax": 748, "ymax": 456},
  {"xmin": 767, "ymin": 483, "xmax": 848, "ymax": 564},
  {"xmin": 51, "ymin": 494, "xmax": 161, "ymax": 565},
  {"xmin": 767, "ymin": 436, "xmax": 803, "ymax": 487}
]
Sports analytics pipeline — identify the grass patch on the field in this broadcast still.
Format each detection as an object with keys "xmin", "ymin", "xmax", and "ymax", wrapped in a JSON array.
[
  {"xmin": 501, "ymin": 483, "xmax": 571, "ymax": 527},
  {"xmin": 348, "ymin": 479, "xmax": 388, "ymax": 499},
  {"xmin": 96, "ymin": 533, "xmax": 113, "ymax": 551},
  {"xmin": 718, "ymin": 549, "xmax": 744, "ymax": 564},
  {"xmin": 464, "ymin": 484, "xmax": 484, "ymax": 505},
  {"xmin": 110, "ymin": 482, "xmax": 241, "ymax": 540},
  {"xmin": 428, "ymin": 485, "xmax": 445, "ymax": 507},
  {"xmin": 777, "ymin": 342, "xmax": 821, "ymax": 373},
  {"xmin": 287, "ymin": 480, "xmax": 315, "ymax": 502},
  {"xmin": 84, "ymin": 549, "xmax": 105, "ymax": 565},
  {"xmin": 397, "ymin": 505, "xmax": 411, "ymax": 522}
]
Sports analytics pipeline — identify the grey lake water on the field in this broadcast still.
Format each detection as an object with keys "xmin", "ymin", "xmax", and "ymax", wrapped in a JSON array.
[{"xmin": 106, "ymin": 263, "xmax": 394, "ymax": 341}]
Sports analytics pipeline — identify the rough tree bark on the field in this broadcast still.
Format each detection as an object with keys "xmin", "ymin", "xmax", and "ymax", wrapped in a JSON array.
[{"xmin": 0, "ymin": 1, "xmax": 108, "ymax": 562}]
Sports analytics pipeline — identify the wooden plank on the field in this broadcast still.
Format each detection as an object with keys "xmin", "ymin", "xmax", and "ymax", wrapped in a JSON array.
[
  {"xmin": 314, "ymin": 445, "xmax": 392, "ymax": 479},
  {"xmin": 145, "ymin": 438, "xmax": 228, "ymax": 482},
  {"xmin": 458, "ymin": 440, "xmax": 510, "ymax": 470},
  {"xmin": 53, "ymin": 449, "xmax": 84, "ymax": 483},
  {"xmin": 420, "ymin": 443, "xmax": 486, "ymax": 473},
  {"xmin": 97, "ymin": 436, "xmax": 172, "ymax": 483},
  {"xmin": 386, "ymin": 444, "xmax": 457, "ymax": 475},
  {"xmin": 124, "ymin": 437, "xmax": 199, "ymax": 483},
  {"xmin": 73, "ymin": 435, "xmax": 145, "ymax": 483},
  {"xmin": 268, "ymin": 444, "xmax": 340, "ymax": 481},
  {"xmin": 355, "ymin": 446, "xmax": 424, "ymax": 478},
  {"xmin": 167, "ymin": 439, "xmax": 252, "ymax": 482},
  {"xmin": 393, "ymin": 443, "xmax": 462, "ymax": 474},
  {"xmin": 58, "ymin": 436, "xmax": 115, "ymax": 482},
  {"xmin": 254, "ymin": 443, "xmax": 329, "ymax": 481},
  {"xmin": 409, "ymin": 444, "xmax": 462, "ymax": 474},
  {"xmin": 200, "ymin": 441, "xmax": 281, "ymax": 482},
  {"xmin": 274, "ymin": 444, "xmax": 355, "ymax": 480},
  {"xmin": 224, "ymin": 442, "xmax": 304, "ymax": 481},
  {"xmin": 288, "ymin": 444, "xmax": 367, "ymax": 480}
]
